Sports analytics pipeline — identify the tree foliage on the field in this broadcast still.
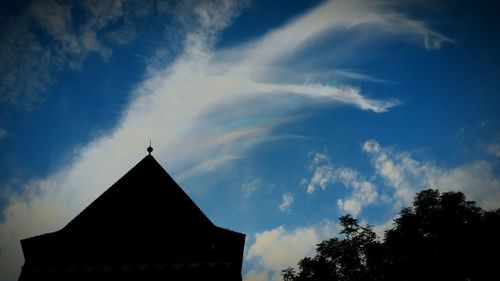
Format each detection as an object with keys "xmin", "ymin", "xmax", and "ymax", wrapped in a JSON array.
[{"xmin": 282, "ymin": 189, "xmax": 500, "ymax": 281}]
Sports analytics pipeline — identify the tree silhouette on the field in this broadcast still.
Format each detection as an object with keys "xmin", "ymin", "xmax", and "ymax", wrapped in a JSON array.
[{"xmin": 283, "ymin": 189, "xmax": 500, "ymax": 281}]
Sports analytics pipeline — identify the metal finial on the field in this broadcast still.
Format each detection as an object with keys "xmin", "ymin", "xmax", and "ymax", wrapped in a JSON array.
[{"xmin": 147, "ymin": 139, "xmax": 153, "ymax": 155}]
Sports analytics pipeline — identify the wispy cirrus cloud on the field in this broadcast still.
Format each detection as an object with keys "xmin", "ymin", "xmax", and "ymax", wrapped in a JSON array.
[
  {"xmin": 0, "ymin": 0, "xmax": 451, "ymax": 280},
  {"xmin": 232, "ymin": 0, "xmax": 451, "ymax": 76}
]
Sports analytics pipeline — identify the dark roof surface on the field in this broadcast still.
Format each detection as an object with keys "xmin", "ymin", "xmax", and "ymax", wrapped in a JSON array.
[
  {"xmin": 20, "ymin": 154, "xmax": 245, "ymax": 268},
  {"xmin": 62, "ymin": 154, "xmax": 215, "ymax": 236}
]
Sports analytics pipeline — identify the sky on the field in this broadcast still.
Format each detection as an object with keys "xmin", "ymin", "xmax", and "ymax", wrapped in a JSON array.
[{"xmin": 0, "ymin": 0, "xmax": 499, "ymax": 280}]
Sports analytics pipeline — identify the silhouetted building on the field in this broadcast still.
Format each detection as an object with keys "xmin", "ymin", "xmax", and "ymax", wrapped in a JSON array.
[{"xmin": 18, "ymin": 147, "xmax": 245, "ymax": 281}]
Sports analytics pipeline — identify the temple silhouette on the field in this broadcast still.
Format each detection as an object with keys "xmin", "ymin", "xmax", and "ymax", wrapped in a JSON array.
[{"xmin": 18, "ymin": 146, "xmax": 245, "ymax": 281}]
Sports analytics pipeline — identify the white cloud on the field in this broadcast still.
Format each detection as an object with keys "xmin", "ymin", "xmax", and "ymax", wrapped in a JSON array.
[
  {"xmin": 305, "ymin": 152, "xmax": 335, "ymax": 194},
  {"xmin": 304, "ymin": 153, "xmax": 378, "ymax": 216},
  {"xmin": 363, "ymin": 139, "xmax": 500, "ymax": 210},
  {"xmin": 363, "ymin": 139, "xmax": 424, "ymax": 205},
  {"xmin": 334, "ymin": 168, "xmax": 377, "ymax": 216},
  {"xmin": 428, "ymin": 160, "xmax": 500, "ymax": 209},
  {"xmin": 247, "ymin": 226, "xmax": 316, "ymax": 271},
  {"xmin": 246, "ymin": 221, "xmax": 338, "ymax": 281},
  {"xmin": 278, "ymin": 192, "xmax": 294, "ymax": 212},
  {"xmin": 0, "ymin": 1, "xmax": 450, "ymax": 280}
]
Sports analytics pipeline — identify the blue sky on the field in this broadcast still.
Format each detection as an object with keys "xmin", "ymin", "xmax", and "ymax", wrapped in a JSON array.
[{"xmin": 0, "ymin": 0, "xmax": 499, "ymax": 280}]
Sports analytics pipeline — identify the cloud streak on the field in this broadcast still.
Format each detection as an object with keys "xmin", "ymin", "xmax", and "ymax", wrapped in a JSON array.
[
  {"xmin": 232, "ymin": 0, "xmax": 451, "ymax": 76},
  {"xmin": 0, "ymin": 1, "xmax": 451, "ymax": 280}
]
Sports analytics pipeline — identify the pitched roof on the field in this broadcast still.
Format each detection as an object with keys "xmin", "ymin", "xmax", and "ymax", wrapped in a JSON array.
[
  {"xmin": 61, "ymin": 154, "xmax": 215, "ymax": 236},
  {"xmin": 20, "ymin": 154, "xmax": 245, "ymax": 268}
]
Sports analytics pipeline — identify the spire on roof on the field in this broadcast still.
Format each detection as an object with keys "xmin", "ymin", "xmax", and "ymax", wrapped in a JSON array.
[{"xmin": 147, "ymin": 139, "xmax": 153, "ymax": 155}]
